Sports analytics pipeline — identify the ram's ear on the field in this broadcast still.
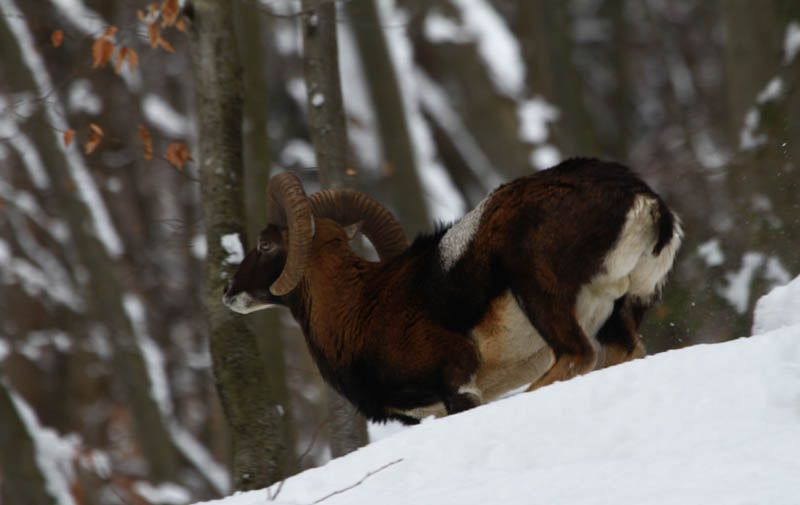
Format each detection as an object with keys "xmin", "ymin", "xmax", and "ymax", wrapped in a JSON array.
[{"xmin": 342, "ymin": 221, "xmax": 362, "ymax": 241}]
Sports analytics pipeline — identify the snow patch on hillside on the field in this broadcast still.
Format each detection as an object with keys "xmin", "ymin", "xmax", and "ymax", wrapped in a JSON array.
[{"xmin": 193, "ymin": 277, "xmax": 800, "ymax": 505}]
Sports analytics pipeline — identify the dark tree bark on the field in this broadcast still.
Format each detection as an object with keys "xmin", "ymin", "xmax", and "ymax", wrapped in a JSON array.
[
  {"xmin": 300, "ymin": 0, "xmax": 369, "ymax": 458},
  {"xmin": 190, "ymin": 0, "xmax": 287, "ymax": 489},
  {"xmin": 516, "ymin": 0, "xmax": 603, "ymax": 158},
  {"xmin": 233, "ymin": 0, "xmax": 299, "ymax": 477},
  {"xmin": 347, "ymin": 0, "xmax": 429, "ymax": 233}
]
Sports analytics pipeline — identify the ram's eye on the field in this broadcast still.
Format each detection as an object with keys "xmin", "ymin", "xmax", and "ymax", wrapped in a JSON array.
[{"xmin": 258, "ymin": 240, "xmax": 274, "ymax": 253}]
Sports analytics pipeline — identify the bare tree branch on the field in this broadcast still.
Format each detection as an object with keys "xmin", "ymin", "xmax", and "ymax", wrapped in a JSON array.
[{"xmin": 310, "ymin": 459, "xmax": 404, "ymax": 504}]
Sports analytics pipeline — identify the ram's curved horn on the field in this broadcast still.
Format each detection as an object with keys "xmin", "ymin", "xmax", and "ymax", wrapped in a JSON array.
[
  {"xmin": 267, "ymin": 172, "xmax": 313, "ymax": 296},
  {"xmin": 309, "ymin": 189, "xmax": 408, "ymax": 260}
]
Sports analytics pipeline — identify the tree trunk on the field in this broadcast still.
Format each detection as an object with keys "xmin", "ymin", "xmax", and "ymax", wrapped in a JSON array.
[
  {"xmin": 190, "ymin": 0, "xmax": 287, "ymax": 489},
  {"xmin": 300, "ymin": 0, "xmax": 369, "ymax": 457},
  {"xmin": 233, "ymin": 0, "xmax": 299, "ymax": 478},
  {"xmin": 517, "ymin": 0, "xmax": 602, "ymax": 158},
  {"xmin": 347, "ymin": 0, "xmax": 429, "ymax": 233}
]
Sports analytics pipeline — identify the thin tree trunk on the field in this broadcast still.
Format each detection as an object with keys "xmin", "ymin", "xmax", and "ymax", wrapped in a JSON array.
[
  {"xmin": 190, "ymin": 0, "xmax": 287, "ymax": 489},
  {"xmin": 234, "ymin": 0, "xmax": 299, "ymax": 477},
  {"xmin": 347, "ymin": 0, "xmax": 429, "ymax": 232},
  {"xmin": 300, "ymin": 0, "xmax": 369, "ymax": 457},
  {"xmin": 517, "ymin": 0, "xmax": 602, "ymax": 158}
]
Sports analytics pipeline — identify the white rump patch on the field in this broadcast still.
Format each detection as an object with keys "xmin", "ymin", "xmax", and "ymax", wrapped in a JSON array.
[
  {"xmin": 439, "ymin": 197, "xmax": 489, "ymax": 270},
  {"xmin": 576, "ymin": 195, "xmax": 682, "ymax": 344}
]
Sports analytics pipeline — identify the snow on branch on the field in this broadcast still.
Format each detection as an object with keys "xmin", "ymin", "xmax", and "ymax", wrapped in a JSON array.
[
  {"xmin": 122, "ymin": 293, "xmax": 230, "ymax": 494},
  {"xmin": 4, "ymin": 380, "xmax": 79, "ymax": 505},
  {"xmin": 0, "ymin": 96, "xmax": 50, "ymax": 189}
]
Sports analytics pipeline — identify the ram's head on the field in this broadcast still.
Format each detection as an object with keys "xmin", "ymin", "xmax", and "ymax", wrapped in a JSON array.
[{"xmin": 223, "ymin": 172, "xmax": 408, "ymax": 313}]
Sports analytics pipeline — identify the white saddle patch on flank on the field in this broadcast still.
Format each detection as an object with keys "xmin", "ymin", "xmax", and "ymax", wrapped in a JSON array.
[{"xmin": 439, "ymin": 197, "xmax": 489, "ymax": 270}]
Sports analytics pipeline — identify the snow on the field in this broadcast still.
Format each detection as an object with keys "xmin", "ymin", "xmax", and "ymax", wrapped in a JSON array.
[
  {"xmin": 19, "ymin": 330, "xmax": 73, "ymax": 361},
  {"xmin": 6, "ymin": 381, "xmax": 79, "ymax": 505},
  {"xmin": 144, "ymin": 94, "xmax": 192, "ymax": 137},
  {"xmin": 424, "ymin": 12, "xmax": 470, "ymax": 44},
  {"xmin": 517, "ymin": 98, "xmax": 560, "ymax": 144},
  {"xmin": 311, "ymin": 93, "xmax": 325, "ymax": 107},
  {"xmin": 49, "ymin": 0, "xmax": 106, "ymax": 36},
  {"xmin": 0, "ymin": 180, "xmax": 69, "ymax": 243},
  {"xmin": 280, "ymin": 139, "xmax": 317, "ymax": 169},
  {"xmin": 133, "ymin": 481, "xmax": 191, "ymax": 505},
  {"xmin": 696, "ymin": 238, "xmax": 724, "ymax": 267},
  {"xmin": 192, "ymin": 277, "xmax": 800, "ymax": 505},
  {"xmin": 0, "ymin": 96, "xmax": 50, "ymax": 189},
  {"xmin": 448, "ymin": 0, "xmax": 526, "ymax": 98},
  {"xmin": 68, "ymin": 79, "xmax": 102, "ymax": 115},
  {"xmin": 220, "ymin": 233, "xmax": 245, "ymax": 265},
  {"xmin": 784, "ymin": 21, "xmax": 800, "ymax": 64},
  {"xmin": 337, "ymin": 20, "xmax": 382, "ymax": 171},
  {"xmin": 170, "ymin": 425, "xmax": 230, "ymax": 495},
  {"xmin": 764, "ymin": 256, "xmax": 791, "ymax": 286},
  {"xmin": 530, "ymin": 144, "xmax": 561, "ymax": 170},
  {"xmin": 739, "ymin": 107, "xmax": 766, "ymax": 150},
  {"xmin": 0, "ymin": 236, "xmax": 82, "ymax": 310},
  {"xmin": 718, "ymin": 251, "xmax": 764, "ymax": 314},
  {"xmin": 756, "ymin": 77, "xmax": 784, "ymax": 104},
  {"xmin": 0, "ymin": 338, "xmax": 10, "ymax": 362},
  {"xmin": 752, "ymin": 274, "xmax": 800, "ymax": 334},
  {"xmin": 191, "ymin": 234, "xmax": 208, "ymax": 260},
  {"xmin": 423, "ymin": 1, "xmax": 559, "ymax": 170},
  {"xmin": 416, "ymin": 71, "xmax": 501, "ymax": 192},
  {"xmin": 691, "ymin": 131, "xmax": 728, "ymax": 169},
  {"xmin": 376, "ymin": 1, "xmax": 462, "ymax": 222},
  {"xmin": 123, "ymin": 293, "xmax": 173, "ymax": 416},
  {"xmin": 122, "ymin": 293, "xmax": 230, "ymax": 495}
]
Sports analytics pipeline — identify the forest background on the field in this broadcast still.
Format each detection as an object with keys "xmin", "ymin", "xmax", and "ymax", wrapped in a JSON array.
[{"xmin": 1, "ymin": 0, "xmax": 798, "ymax": 504}]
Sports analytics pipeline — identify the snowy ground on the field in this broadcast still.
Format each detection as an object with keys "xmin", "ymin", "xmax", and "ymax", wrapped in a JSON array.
[{"xmin": 194, "ymin": 277, "xmax": 800, "ymax": 505}]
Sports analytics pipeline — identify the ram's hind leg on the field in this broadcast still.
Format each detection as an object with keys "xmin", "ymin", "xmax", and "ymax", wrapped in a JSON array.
[
  {"xmin": 595, "ymin": 296, "xmax": 647, "ymax": 369},
  {"xmin": 516, "ymin": 290, "xmax": 597, "ymax": 392}
]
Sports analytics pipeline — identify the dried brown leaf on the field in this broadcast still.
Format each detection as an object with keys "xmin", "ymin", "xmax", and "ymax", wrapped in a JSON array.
[
  {"xmin": 85, "ymin": 134, "xmax": 102, "ymax": 154},
  {"xmin": 148, "ymin": 21, "xmax": 160, "ymax": 48},
  {"xmin": 115, "ymin": 46, "xmax": 128, "ymax": 74},
  {"xmin": 161, "ymin": 0, "xmax": 179, "ymax": 26},
  {"xmin": 138, "ymin": 125, "xmax": 153, "ymax": 160},
  {"xmin": 175, "ymin": 19, "xmax": 187, "ymax": 32},
  {"xmin": 137, "ymin": 8, "xmax": 147, "ymax": 21},
  {"xmin": 51, "ymin": 29, "xmax": 64, "ymax": 48},
  {"xmin": 345, "ymin": 168, "xmax": 357, "ymax": 176},
  {"xmin": 89, "ymin": 123, "xmax": 104, "ymax": 136},
  {"xmin": 157, "ymin": 36, "xmax": 175, "ymax": 53},
  {"xmin": 91, "ymin": 38, "xmax": 115, "ymax": 68},
  {"xmin": 165, "ymin": 142, "xmax": 193, "ymax": 170},
  {"xmin": 63, "ymin": 129, "xmax": 76, "ymax": 147},
  {"xmin": 126, "ymin": 48, "xmax": 139, "ymax": 73}
]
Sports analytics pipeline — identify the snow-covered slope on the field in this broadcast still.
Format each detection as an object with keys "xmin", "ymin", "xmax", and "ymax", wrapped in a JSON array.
[{"xmin": 196, "ymin": 278, "xmax": 800, "ymax": 505}]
